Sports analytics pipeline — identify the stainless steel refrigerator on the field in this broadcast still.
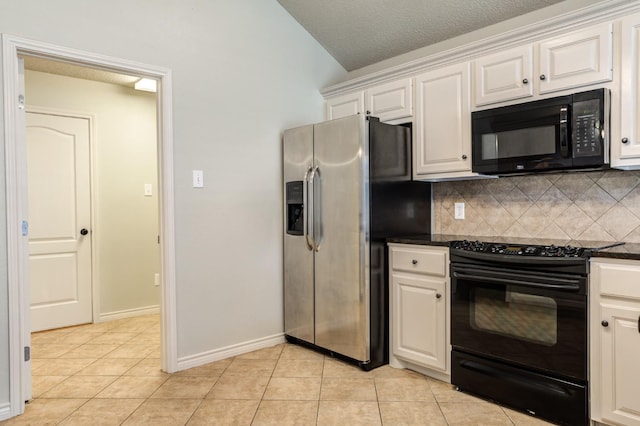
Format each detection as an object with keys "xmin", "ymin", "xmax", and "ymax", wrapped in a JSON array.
[{"xmin": 283, "ymin": 114, "xmax": 430, "ymax": 370}]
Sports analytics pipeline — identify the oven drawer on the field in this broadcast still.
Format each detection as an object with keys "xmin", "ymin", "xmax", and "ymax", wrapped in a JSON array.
[{"xmin": 390, "ymin": 245, "xmax": 448, "ymax": 277}]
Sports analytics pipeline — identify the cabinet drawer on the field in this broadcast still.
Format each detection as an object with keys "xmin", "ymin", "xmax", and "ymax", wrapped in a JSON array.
[
  {"xmin": 391, "ymin": 246, "xmax": 448, "ymax": 277},
  {"xmin": 592, "ymin": 260, "xmax": 640, "ymax": 300}
]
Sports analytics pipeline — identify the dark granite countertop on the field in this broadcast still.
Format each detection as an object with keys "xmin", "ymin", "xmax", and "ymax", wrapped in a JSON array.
[{"xmin": 386, "ymin": 234, "xmax": 640, "ymax": 261}]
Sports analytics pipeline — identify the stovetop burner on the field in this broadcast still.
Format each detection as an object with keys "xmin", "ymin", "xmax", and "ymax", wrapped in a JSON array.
[{"xmin": 450, "ymin": 240, "xmax": 588, "ymax": 258}]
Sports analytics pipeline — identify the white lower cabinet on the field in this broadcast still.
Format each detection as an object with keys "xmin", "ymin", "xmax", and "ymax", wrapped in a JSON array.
[
  {"xmin": 389, "ymin": 244, "xmax": 450, "ymax": 382},
  {"xmin": 590, "ymin": 259, "xmax": 640, "ymax": 426}
]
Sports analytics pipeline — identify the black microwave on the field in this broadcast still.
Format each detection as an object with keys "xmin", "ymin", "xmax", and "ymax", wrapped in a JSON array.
[{"xmin": 471, "ymin": 88, "xmax": 609, "ymax": 175}]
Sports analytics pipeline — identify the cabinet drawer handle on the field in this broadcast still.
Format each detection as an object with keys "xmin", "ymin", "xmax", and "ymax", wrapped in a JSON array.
[
  {"xmin": 622, "ymin": 137, "xmax": 630, "ymax": 144},
  {"xmin": 412, "ymin": 259, "xmax": 418, "ymax": 265},
  {"xmin": 540, "ymin": 74, "xmax": 546, "ymax": 80},
  {"xmin": 461, "ymin": 154, "xmax": 468, "ymax": 160},
  {"xmin": 601, "ymin": 320, "xmax": 609, "ymax": 327},
  {"xmin": 436, "ymin": 293, "xmax": 442, "ymax": 299},
  {"xmin": 522, "ymin": 78, "xmax": 528, "ymax": 84}
]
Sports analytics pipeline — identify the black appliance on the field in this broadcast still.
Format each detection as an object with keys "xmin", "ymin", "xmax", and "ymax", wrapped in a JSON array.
[
  {"xmin": 450, "ymin": 240, "xmax": 589, "ymax": 426},
  {"xmin": 472, "ymin": 88, "xmax": 609, "ymax": 175}
]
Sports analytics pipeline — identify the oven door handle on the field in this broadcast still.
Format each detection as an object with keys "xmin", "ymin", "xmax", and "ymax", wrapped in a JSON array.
[{"xmin": 452, "ymin": 271, "xmax": 581, "ymax": 292}]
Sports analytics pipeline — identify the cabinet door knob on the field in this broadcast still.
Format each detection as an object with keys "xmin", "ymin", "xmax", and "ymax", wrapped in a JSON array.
[
  {"xmin": 366, "ymin": 110, "xmax": 371, "ymax": 115},
  {"xmin": 436, "ymin": 293, "xmax": 442, "ymax": 299},
  {"xmin": 412, "ymin": 259, "xmax": 418, "ymax": 265},
  {"xmin": 80, "ymin": 228, "xmax": 89, "ymax": 236},
  {"xmin": 540, "ymin": 74, "xmax": 546, "ymax": 81},
  {"xmin": 622, "ymin": 137, "xmax": 630, "ymax": 144},
  {"xmin": 461, "ymin": 154, "xmax": 468, "ymax": 160},
  {"xmin": 522, "ymin": 78, "xmax": 528, "ymax": 84},
  {"xmin": 601, "ymin": 320, "xmax": 609, "ymax": 327}
]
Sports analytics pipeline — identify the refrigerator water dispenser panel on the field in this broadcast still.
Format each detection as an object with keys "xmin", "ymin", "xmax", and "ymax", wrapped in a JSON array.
[{"xmin": 286, "ymin": 181, "xmax": 304, "ymax": 236}]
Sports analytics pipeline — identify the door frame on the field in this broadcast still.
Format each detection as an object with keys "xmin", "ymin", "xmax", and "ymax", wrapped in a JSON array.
[{"xmin": 2, "ymin": 34, "xmax": 178, "ymax": 418}]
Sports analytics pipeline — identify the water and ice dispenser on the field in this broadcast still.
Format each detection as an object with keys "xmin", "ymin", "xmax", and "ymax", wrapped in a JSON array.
[{"xmin": 286, "ymin": 181, "xmax": 304, "ymax": 236}]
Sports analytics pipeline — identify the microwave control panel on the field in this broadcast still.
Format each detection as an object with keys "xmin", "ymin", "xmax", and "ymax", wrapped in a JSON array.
[{"xmin": 573, "ymin": 98, "xmax": 602, "ymax": 158}]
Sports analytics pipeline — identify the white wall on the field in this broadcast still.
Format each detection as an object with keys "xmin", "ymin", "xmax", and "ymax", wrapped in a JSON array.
[
  {"xmin": 25, "ymin": 70, "xmax": 160, "ymax": 318},
  {"xmin": 0, "ymin": 0, "xmax": 346, "ymax": 407}
]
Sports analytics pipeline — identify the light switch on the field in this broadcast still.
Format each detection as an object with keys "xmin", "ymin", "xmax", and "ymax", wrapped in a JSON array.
[
  {"xmin": 193, "ymin": 170, "xmax": 204, "ymax": 188},
  {"xmin": 144, "ymin": 184, "xmax": 153, "ymax": 196},
  {"xmin": 454, "ymin": 202, "xmax": 465, "ymax": 220}
]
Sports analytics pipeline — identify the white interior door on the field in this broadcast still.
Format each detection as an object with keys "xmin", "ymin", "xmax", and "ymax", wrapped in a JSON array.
[{"xmin": 26, "ymin": 111, "xmax": 92, "ymax": 332}]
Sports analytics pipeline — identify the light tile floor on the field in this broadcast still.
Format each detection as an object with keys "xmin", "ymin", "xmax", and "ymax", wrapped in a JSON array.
[{"xmin": 1, "ymin": 314, "xmax": 554, "ymax": 425}]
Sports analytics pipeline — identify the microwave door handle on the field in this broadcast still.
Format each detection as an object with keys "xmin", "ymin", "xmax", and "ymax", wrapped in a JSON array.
[{"xmin": 560, "ymin": 105, "xmax": 569, "ymax": 157}]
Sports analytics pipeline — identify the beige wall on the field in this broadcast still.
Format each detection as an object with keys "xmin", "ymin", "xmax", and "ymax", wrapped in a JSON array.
[
  {"xmin": 25, "ymin": 70, "xmax": 160, "ymax": 317},
  {"xmin": 0, "ymin": 1, "xmax": 345, "ymax": 402},
  {"xmin": 433, "ymin": 170, "xmax": 640, "ymax": 243}
]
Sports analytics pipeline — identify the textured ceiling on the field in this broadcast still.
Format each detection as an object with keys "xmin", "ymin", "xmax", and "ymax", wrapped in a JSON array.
[{"xmin": 277, "ymin": 0, "xmax": 565, "ymax": 71}]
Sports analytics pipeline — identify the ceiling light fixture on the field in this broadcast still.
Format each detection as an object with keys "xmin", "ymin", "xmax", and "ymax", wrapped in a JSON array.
[{"xmin": 134, "ymin": 78, "xmax": 157, "ymax": 92}]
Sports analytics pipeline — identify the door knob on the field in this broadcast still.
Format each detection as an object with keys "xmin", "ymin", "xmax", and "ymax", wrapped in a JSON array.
[
  {"xmin": 622, "ymin": 137, "xmax": 630, "ymax": 144},
  {"xmin": 80, "ymin": 228, "xmax": 89, "ymax": 236},
  {"xmin": 540, "ymin": 74, "xmax": 546, "ymax": 80},
  {"xmin": 436, "ymin": 293, "xmax": 442, "ymax": 299},
  {"xmin": 601, "ymin": 320, "xmax": 609, "ymax": 327}
]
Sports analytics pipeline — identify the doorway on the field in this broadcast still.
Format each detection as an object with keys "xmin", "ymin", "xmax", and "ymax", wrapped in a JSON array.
[
  {"xmin": 2, "ymin": 34, "xmax": 177, "ymax": 419},
  {"xmin": 24, "ymin": 60, "xmax": 161, "ymax": 332}
]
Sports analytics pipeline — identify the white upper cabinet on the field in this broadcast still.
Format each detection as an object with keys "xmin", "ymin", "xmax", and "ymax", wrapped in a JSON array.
[
  {"xmin": 616, "ymin": 12, "xmax": 640, "ymax": 168},
  {"xmin": 365, "ymin": 77, "xmax": 413, "ymax": 122},
  {"xmin": 474, "ymin": 45, "xmax": 534, "ymax": 106},
  {"xmin": 538, "ymin": 23, "xmax": 613, "ymax": 94},
  {"xmin": 414, "ymin": 62, "xmax": 472, "ymax": 178},
  {"xmin": 325, "ymin": 77, "xmax": 413, "ymax": 122},
  {"xmin": 473, "ymin": 23, "xmax": 613, "ymax": 107},
  {"xmin": 325, "ymin": 91, "xmax": 364, "ymax": 120}
]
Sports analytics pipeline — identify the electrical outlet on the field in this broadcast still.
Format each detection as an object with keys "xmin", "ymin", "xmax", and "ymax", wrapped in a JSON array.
[{"xmin": 454, "ymin": 202, "xmax": 465, "ymax": 220}]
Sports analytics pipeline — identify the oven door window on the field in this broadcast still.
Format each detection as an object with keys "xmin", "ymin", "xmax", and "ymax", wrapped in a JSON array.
[
  {"xmin": 451, "ymin": 273, "xmax": 587, "ymax": 381},
  {"xmin": 471, "ymin": 287, "xmax": 557, "ymax": 346}
]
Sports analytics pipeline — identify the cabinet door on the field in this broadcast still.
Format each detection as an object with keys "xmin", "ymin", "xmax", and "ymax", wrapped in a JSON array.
[
  {"xmin": 325, "ymin": 91, "xmax": 364, "ymax": 120},
  {"xmin": 365, "ymin": 78, "xmax": 413, "ymax": 122},
  {"xmin": 474, "ymin": 45, "xmax": 533, "ymax": 106},
  {"xmin": 538, "ymin": 23, "xmax": 613, "ymax": 94},
  {"xmin": 618, "ymin": 13, "xmax": 640, "ymax": 165},
  {"xmin": 599, "ymin": 303, "xmax": 640, "ymax": 426},
  {"xmin": 414, "ymin": 62, "xmax": 471, "ymax": 176},
  {"xmin": 391, "ymin": 273, "xmax": 446, "ymax": 370}
]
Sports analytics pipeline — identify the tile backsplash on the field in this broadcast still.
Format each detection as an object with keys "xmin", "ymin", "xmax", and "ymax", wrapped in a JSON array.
[{"xmin": 432, "ymin": 170, "xmax": 640, "ymax": 243}]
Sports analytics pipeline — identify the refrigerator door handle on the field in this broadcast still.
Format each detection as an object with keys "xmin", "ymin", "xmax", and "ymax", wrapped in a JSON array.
[
  {"xmin": 303, "ymin": 166, "xmax": 313, "ymax": 251},
  {"xmin": 308, "ymin": 166, "xmax": 318, "ymax": 251},
  {"xmin": 312, "ymin": 166, "xmax": 322, "ymax": 252}
]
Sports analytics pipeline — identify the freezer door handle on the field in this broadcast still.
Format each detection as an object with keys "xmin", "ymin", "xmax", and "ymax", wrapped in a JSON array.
[
  {"xmin": 303, "ymin": 166, "xmax": 313, "ymax": 251},
  {"xmin": 308, "ymin": 166, "xmax": 318, "ymax": 251},
  {"xmin": 311, "ymin": 166, "xmax": 322, "ymax": 252}
]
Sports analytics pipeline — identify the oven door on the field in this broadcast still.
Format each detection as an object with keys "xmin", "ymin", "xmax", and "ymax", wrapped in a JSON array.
[
  {"xmin": 451, "ymin": 263, "xmax": 586, "ymax": 381},
  {"xmin": 471, "ymin": 96, "xmax": 572, "ymax": 174}
]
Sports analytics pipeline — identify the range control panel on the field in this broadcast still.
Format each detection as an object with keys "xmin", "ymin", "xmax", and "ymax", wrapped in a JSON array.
[{"xmin": 450, "ymin": 240, "xmax": 587, "ymax": 258}]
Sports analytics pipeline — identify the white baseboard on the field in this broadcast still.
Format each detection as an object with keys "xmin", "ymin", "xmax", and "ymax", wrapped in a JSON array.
[
  {"xmin": 0, "ymin": 402, "xmax": 13, "ymax": 421},
  {"xmin": 98, "ymin": 305, "xmax": 160, "ymax": 322},
  {"xmin": 176, "ymin": 333, "xmax": 286, "ymax": 371}
]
